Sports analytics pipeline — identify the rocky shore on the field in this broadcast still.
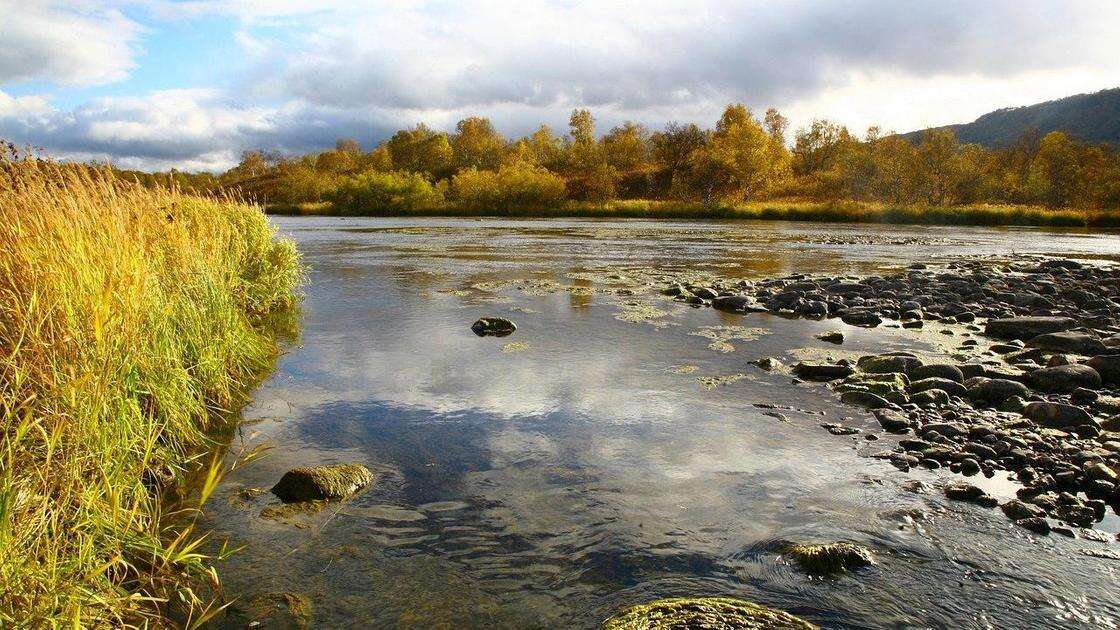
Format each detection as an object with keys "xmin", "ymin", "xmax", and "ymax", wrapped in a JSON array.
[{"xmin": 662, "ymin": 257, "xmax": 1120, "ymax": 536}]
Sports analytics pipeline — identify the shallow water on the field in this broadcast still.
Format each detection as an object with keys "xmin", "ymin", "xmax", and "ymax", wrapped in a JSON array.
[{"xmin": 203, "ymin": 218, "xmax": 1120, "ymax": 629}]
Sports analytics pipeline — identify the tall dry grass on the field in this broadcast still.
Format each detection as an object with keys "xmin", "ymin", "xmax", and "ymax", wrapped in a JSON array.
[{"xmin": 0, "ymin": 153, "xmax": 302, "ymax": 626}]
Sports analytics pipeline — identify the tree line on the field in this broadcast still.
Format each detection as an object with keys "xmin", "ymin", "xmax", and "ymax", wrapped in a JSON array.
[{"xmin": 122, "ymin": 105, "xmax": 1120, "ymax": 212}]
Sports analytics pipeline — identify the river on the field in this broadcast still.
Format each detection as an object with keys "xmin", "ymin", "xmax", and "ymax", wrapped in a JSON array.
[{"xmin": 202, "ymin": 217, "xmax": 1120, "ymax": 628}]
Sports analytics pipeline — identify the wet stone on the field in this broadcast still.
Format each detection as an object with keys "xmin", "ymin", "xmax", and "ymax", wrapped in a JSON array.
[{"xmin": 471, "ymin": 317, "xmax": 517, "ymax": 337}]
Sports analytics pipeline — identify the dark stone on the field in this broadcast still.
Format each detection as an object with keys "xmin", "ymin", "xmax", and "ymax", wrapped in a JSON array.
[
  {"xmin": 839, "ymin": 390, "xmax": 891, "ymax": 409},
  {"xmin": 471, "ymin": 317, "xmax": 517, "ymax": 337},
  {"xmin": 910, "ymin": 377, "xmax": 968, "ymax": 397},
  {"xmin": 1029, "ymin": 364, "xmax": 1102, "ymax": 394},
  {"xmin": 967, "ymin": 378, "xmax": 1030, "ymax": 404},
  {"xmin": 873, "ymin": 409, "xmax": 911, "ymax": 432},
  {"xmin": 271, "ymin": 464, "xmax": 375, "ymax": 503},
  {"xmin": 1086, "ymin": 354, "xmax": 1120, "ymax": 385},
  {"xmin": 842, "ymin": 311, "xmax": 882, "ymax": 327},
  {"xmin": 985, "ymin": 316, "xmax": 1077, "ymax": 340},
  {"xmin": 945, "ymin": 482, "xmax": 998, "ymax": 507},
  {"xmin": 1026, "ymin": 331, "xmax": 1107, "ymax": 355},
  {"xmin": 793, "ymin": 362, "xmax": 855, "ymax": 381},
  {"xmin": 910, "ymin": 364, "xmax": 964, "ymax": 382},
  {"xmin": 1022, "ymin": 402, "xmax": 1094, "ymax": 428}
]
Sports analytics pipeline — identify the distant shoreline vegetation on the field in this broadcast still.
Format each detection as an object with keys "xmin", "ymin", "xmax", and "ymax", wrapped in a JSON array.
[
  {"xmin": 266, "ymin": 198, "xmax": 1120, "ymax": 228},
  {"xmin": 66, "ymin": 103, "xmax": 1120, "ymax": 224}
]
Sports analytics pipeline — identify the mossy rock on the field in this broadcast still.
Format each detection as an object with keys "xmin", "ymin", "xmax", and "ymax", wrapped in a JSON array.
[
  {"xmin": 246, "ymin": 591, "xmax": 312, "ymax": 629},
  {"xmin": 783, "ymin": 542, "xmax": 874, "ymax": 574},
  {"xmin": 271, "ymin": 463, "xmax": 375, "ymax": 502},
  {"xmin": 603, "ymin": 597, "xmax": 817, "ymax": 629},
  {"xmin": 835, "ymin": 372, "xmax": 908, "ymax": 397}
]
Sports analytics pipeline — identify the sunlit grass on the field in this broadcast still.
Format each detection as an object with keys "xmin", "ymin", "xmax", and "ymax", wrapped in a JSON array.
[
  {"xmin": 0, "ymin": 155, "xmax": 302, "ymax": 626},
  {"xmin": 269, "ymin": 197, "xmax": 1120, "ymax": 227}
]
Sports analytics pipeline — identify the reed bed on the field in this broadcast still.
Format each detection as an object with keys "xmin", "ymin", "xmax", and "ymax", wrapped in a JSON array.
[{"xmin": 0, "ymin": 155, "xmax": 302, "ymax": 626}]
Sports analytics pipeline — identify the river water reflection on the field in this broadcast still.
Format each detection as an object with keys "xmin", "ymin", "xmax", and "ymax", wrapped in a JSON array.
[{"xmin": 203, "ymin": 218, "xmax": 1120, "ymax": 628}]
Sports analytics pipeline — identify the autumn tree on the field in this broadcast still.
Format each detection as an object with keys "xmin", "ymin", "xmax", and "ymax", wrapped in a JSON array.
[
  {"xmin": 451, "ymin": 117, "xmax": 506, "ymax": 171},
  {"xmin": 386, "ymin": 124, "xmax": 453, "ymax": 179}
]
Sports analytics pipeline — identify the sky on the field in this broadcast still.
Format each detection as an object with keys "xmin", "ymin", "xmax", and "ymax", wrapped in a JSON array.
[{"xmin": 1, "ymin": 1, "xmax": 1118, "ymax": 172}]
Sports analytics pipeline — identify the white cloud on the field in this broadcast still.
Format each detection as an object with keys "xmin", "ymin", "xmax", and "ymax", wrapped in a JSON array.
[
  {"xmin": 2, "ymin": 0, "xmax": 1119, "ymax": 170},
  {"xmin": 0, "ymin": 2, "xmax": 143, "ymax": 85}
]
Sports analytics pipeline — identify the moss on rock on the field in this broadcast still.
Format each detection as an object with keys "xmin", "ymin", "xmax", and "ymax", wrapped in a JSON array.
[
  {"xmin": 603, "ymin": 596, "xmax": 817, "ymax": 629},
  {"xmin": 783, "ymin": 542, "xmax": 874, "ymax": 574},
  {"xmin": 271, "ymin": 463, "xmax": 376, "ymax": 502}
]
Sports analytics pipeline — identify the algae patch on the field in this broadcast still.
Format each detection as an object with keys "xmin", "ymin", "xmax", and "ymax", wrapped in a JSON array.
[
  {"xmin": 501, "ymin": 342, "xmax": 529, "ymax": 353},
  {"xmin": 670, "ymin": 364, "xmax": 698, "ymax": 374},
  {"xmin": 696, "ymin": 373, "xmax": 750, "ymax": 390},
  {"xmin": 690, "ymin": 325, "xmax": 769, "ymax": 353},
  {"xmin": 614, "ymin": 300, "xmax": 671, "ymax": 327}
]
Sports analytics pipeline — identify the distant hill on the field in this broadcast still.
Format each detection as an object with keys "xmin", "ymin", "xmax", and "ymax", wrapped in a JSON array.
[{"xmin": 904, "ymin": 88, "xmax": 1120, "ymax": 148}]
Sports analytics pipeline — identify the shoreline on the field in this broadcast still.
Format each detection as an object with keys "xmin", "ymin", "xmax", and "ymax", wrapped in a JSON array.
[{"xmin": 265, "ymin": 199, "xmax": 1120, "ymax": 228}]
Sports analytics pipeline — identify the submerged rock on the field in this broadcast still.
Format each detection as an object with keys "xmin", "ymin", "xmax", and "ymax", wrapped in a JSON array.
[
  {"xmin": 471, "ymin": 317, "xmax": 517, "ymax": 337},
  {"xmin": 783, "ymin": 542, "xmax": 874, "ymax": 574},
  {"xmin": 271, "ymin": 463, "xmax": 375, "ymax": 503},
  {"xmin": 244, "ymin": 592, "xmax": 312, "ymax": 629},
  {"xmin": 944, "ymin": 481, "xmax": 998, "ymax": 507},
  {"xmin": 816, "ymin": 330, "xmax": 844, "ymax": 344},
  {"xmin": 602, "ymin": 596, "xmax": 818, "ymax": 630}
]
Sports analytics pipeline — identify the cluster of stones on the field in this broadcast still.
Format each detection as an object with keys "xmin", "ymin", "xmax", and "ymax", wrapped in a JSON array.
[{"xmin": 664, "ymin": 258, "xmax": 1120, "ymax": 537}]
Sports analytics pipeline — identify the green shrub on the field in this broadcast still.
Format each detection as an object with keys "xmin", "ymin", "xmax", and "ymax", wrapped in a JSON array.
[
  {"xmin": 450, "ymin": 162, "xmax": 566, "ymax": 213},
  {"xmin": 328, "ymin": 170, "xmax": 441, "ymax": 214}
]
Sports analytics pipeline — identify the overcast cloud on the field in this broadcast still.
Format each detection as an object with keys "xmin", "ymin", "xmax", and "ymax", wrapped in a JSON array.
[{"xmin": 1, "ymin": 0, "xmax": 1118, "ymax": 171}]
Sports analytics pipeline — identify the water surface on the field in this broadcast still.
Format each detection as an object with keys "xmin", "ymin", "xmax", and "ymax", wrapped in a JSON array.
[{"xmin": 204, "ymin": 218, "xmax": 1120, "ymax": 629}]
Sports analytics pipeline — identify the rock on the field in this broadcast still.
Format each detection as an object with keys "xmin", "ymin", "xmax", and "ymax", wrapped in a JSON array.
[
  {"xmin": 471, "ymin": 317, "xmax": 517, "ymax": 337},
  {"xmin": 911, "ymin": 389, "xmax": 949, "ymax": 406},
  {"xmin": 910, "ymin": 364, "xmax": 964, "ymax": 382},
  {"xmin": 792, "ymin": 362, "xmax": 854, "ymax": 381},
  {"xmin": 841, "ymin": 311, "xmax": 882, "ymax": 327},
  {"xmin": 944, "ymin": 482, "xmax": 998, "ymax": 507},
  {"xmin": 783, "ymin": 542, "xmax": 874, "ymax": 574},
  {"xmin": 1026, "ymin": 331, "xmax": 1106, "ymax": 355},
  {"xmin": 271, "ymin": 464, "xmax": 375, "ymax": 503},
  {"xmin": 1022, "ymin": 402, "xmax": 1094, "ymax": 428},
  {"xmin": 910, "ymin": 377, "xmax": 968, "ymax": 397},
  {"xmin": 836, "ymin": 372, "xmax": 908, "ymax": 398},
  {"xmin": 243, "ymin": 592, "xmax": 312, "ymax": 629},
  {"xmin": 1056, "ymin": 504, "xmax": 1097, "ymax": 527},
  {"xmin": 966, "ymin": 378, "xmax": 1030, "ymax": 404},
  {"xmin": 711, "ymin": 295, "xmax": 766, "ymax": 313},
  {"xmin": 1086, "ymin": 354, "xmax": 1120, "ymax": 384},
  {"xmin": 1085, "ymin": 462, "xmax": 1118, "ymax": 482},
  {"xmin": 1102, "ymin": 415, "xmax": 1120, "ymax": 431},
  {"xmin": 1015, "ymin": 517, "xmax": 1051, "ymax": 535},
  {"xmin": 816, "ymin": 330, "xmax": 844, "ymax": 344},
  {"xmin": 602, "ymin": 597, "xmax": 817, "ymax": 630},
  {"xmin": 960, "ymin": 458, "xmax": 981, "ymax": 476},
  {"xmin": 1002, "ymin": 499, "xmax": 1046, "ymax": 520},
  {"xmin": 839, "ymin": 390, "xmax": 891, "ymax": 409},
  {"xmin": 750, "ymin": 357, "xmax": 783, "ymax": 371},
  {"xmin": 873, "ymin": 409, "xmax": 911, "ymax": 432},
  {"xmin": 857, "ymin": 354, "xmax": 922, "ymax": 375},
  {"xmin": 985, "ymin": 316, "xmax": 1077, "ymax": 340},
  {"xmin": 691, "ymin": 286, "xmax": 719, "ymax": 300},
  {"xmin": 1029, "ymin": 364, "xmax": 1101, "ymax": 393}
]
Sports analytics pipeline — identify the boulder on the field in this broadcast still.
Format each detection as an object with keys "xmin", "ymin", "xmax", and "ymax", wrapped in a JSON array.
[
  {"xmin": 1022, "ymin": 401, "xmax": 1094, "ymax": 428},
  {"xmin": 839, "ymin": 390, "xmax": 891, "ymax": 409},
  {"xmin": 857, "ymin": 354, "xmax": 922, "ymax": 375},
  {"xmin": 471, "ymin": 317, "xmax": 517, "ymax": 337},
  {"xmin": 271, "ymin": 464, "xmax": 375, "ymax": 503},
  {"xmin": 1086, "ymin": 354, "xmax": 1120, "ymax": 385},
  {"xmin": 1029, "ymin": 364, "xmax": 1102, "ymax": 394},
  {"xmin": 966, "ymin": 378, "xmax": 1030, "ymax": 404},
  {"xmin": 944, "ymin": 482, "xmax": 998, "ymax": 507},
  {"xmin": 841, "ymin": 311, "xmax": 882, "ymax": 327},
  {"xmin": 910, "ymin": 364, "xmax": 964, "ymax": 382},
  {"xmin": 985, "ymin": 316, "xmax": 1076, "ymax": 340},
  {"xmin": 603, "ymin": 597, "xmax": 817, "ymax": 630},
  {"xmin": 873, "ymin": 409, "xmax": 911, "ymax": 433},
  {"xmin": 816, "ymin": 330, "xmax": 844, "ymax": 344},
  {"xmin": 711, "ymin": 295, "xmax": 767, "ymax": 313},
  {"xmin": 910, "ymin": 377, "xmax": 968, "ymax": 397},
  {"xmin": 783, "ymin": 542, "xmax": 874, "ymax": 574},
  {"xmin": 793, "ymin": 362, "xmax": 854, "ymax": 381},
  {"xmin": 1026, "ymin": 331, "xmax": 1106, "ymax": 355}
]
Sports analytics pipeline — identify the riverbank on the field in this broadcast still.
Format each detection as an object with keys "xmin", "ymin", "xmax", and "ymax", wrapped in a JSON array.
[
  {"xmin": 267, "ymin": 198, "xmax": 1120, "ymax": 228},
  {"xmin": 0, "ymin": 159, "xmax": 303, "ymax": 625}
]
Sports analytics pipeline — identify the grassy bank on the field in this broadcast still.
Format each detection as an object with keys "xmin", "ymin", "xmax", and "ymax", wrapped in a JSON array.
[
  {"xmin": 268, "ymin": 198, "xmax": 1120, "ymax": 228},
  {"xmin": 0, "ymin": 158, "xmax": 303, "ymax": 625}
]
